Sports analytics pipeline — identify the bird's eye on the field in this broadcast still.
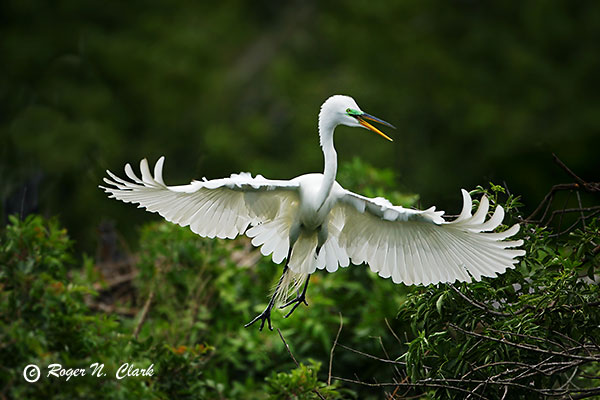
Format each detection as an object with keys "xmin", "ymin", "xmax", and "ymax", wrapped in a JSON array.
[{"xmin": 346, "ymin": 108, "xmax": 360, "ymax": 116}]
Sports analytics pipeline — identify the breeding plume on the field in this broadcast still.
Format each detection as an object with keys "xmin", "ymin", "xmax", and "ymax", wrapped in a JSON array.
[{"xmin": 101, "ymin": 95, "xmax": 525, "ymax": 331}]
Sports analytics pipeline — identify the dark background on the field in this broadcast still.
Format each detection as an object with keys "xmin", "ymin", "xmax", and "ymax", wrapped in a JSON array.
[{"xmin": 2, "ymin": 0, "xmax": 598, "ymax": 251}]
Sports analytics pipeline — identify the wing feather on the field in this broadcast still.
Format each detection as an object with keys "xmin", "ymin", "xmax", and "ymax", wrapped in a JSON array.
[
  {"xmin": 470, "ymin": 196, "xmax": 489, "ymax": 225},
  {"xmin": 414, "ymin": 227, "xmax": 435, "ymax": 284},
  {"xmin": 391, "ymin": 243, "xmax": 403, "ymax": 284},
  {"xmin": 394, "ymin": 227, "xmax": 408, "ymax": 284},
  {"xmin": 454, "ymin": 189, "xmax": 473, "ymax": 223},
  {"xmin": 400, "ymin": 227, "xmax": 414, "ymax": 284},
  {"xmin": 429, "ymin": 228, "xmax": 452, "ymax": 283},
  {"xmin": 334, "ymin": 188, "xmax": 525, "ymax": 285},
  {"xmin": 378, "ymin": 238, "xmax": 391, "ymax": 278},
  {"xmin": 101, "ymin": 157, "xmax": 300, "ymax": 252},
  {"xmin": 385, "ymin": 237, "xmax": 397, "ymax": 279}
]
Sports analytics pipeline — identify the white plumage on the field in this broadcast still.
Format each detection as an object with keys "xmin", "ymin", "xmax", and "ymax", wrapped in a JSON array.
[{"xmin": 101, "ymin": 95, "xmax": 525, "ymax": 331}]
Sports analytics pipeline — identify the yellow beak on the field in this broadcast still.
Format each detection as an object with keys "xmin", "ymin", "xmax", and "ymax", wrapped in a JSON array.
[{"xmin": 357, "ymin": 113, "xmax": 395, "ymax": 142}]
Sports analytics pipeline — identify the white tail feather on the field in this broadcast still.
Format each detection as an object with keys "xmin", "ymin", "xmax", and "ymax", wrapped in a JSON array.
[{"xmin": 273, "ymin": 270, "xmax": 308, "ymax": 307}]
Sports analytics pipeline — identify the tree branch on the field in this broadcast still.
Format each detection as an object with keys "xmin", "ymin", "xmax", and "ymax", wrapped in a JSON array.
[
  {"xmin": 277, "ymin": 329, "xmax": 326, "ymax": 400},
  {"xmin": 328, "ymin": 312, "xmax": 343, "ymax": 386},
  {"xmin": 449, "ymin": 324, "xmax": 600, "ymax": 362},
  {"xmin": 133, "ymin": 288, "xmax": 154, "ymax": 339}
]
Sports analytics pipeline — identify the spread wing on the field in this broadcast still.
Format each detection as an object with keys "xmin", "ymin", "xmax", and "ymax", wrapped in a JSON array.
[
  {"xmin": 100, "ymin": 157, "xmax": 300, "ymax": 247},
  {"xmin": 333, "ymin": 189, "xmax": 525, "ymax": 285}
]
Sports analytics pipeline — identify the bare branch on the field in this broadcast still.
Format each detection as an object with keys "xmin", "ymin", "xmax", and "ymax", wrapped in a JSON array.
[
  {"xmin": 553, "ymin": 153, "xmax": 587, "ymax": 187},
  {"xmin": 525, "ymin": 183, "xmax": 579, "ymax": 223},
  {"xmin": 524, "ymin": 155, "xmax": 599, "ymax": 231},
  {"xmin": 449, "ymin": 284, "xmax": 512, "ymax": 317},
  {"xmin": 277, "ymin": 328, "xmax": 299, "ymax": 367},
  {"xmin": 333, "ymin": 375, "xmax": 600, "ymax": 398},
  {"xmin": 461, "ymin": 361, "xmax": 543, "ymax": 379},
  {"xmin": 328, "ymin": 313, "xmax": 343, "ymax": 386},
  {"xmin": 486, "ymin": 328, "xmax": 568, "ymax": 352},
  {"xmin": 331, "ymin": 376, "xmax": 491, "ymax": 400},
  {"xmin": 338, "ymin": 344, "xmax": 406, "ymax": 365},
  {"xmin": 449, "ymin": 324, "xmax": 600, "ymax": 362},
  {"xmin": 133, "ymin": 288, "xmax": 154, "ymax": 339},
  {"xmin": 277, "ymin": 328, "xmax": 326, "ymax": 400},
  {"xmin": 384, "ymin": 318, "xmax": 403, "ymax": 346}
]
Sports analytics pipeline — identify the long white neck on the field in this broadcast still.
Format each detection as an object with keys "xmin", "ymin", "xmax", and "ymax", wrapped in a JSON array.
[{"xmin": 316, "ymin": 113, "xmax": 338, "ymax": 208}]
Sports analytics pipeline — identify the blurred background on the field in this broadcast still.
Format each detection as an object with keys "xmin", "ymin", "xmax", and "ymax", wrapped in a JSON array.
[{"xmin": 1, "ymin": 0, "xmax": 599, "ymax": 250}]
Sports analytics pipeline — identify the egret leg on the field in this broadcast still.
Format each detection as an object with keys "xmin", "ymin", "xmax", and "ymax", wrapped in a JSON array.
[
  {"xmin": 283, "ymin": 241, "xmax": 319, "ymax": 318},
  {"xmin": 244, "ymin": 247, "xmax": 293, "ymax": 331},
  {"xmin": 280, "ymin": 274, "xmax": 310, "ymax": 318}
]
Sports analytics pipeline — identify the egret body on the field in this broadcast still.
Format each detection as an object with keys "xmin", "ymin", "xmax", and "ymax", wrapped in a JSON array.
[{"xmin": 101, "ymin": 95, "xmax": 525, "ymax": 331}]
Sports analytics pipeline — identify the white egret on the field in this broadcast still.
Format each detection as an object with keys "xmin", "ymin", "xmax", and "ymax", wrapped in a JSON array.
[{"xmin": 101, "ymin": 95, "xmax": 525, "ymax": 331}]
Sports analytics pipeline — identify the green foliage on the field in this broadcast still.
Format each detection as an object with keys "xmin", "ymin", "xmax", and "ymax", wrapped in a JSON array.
[
  {"xmin": 0, "ymin": 215, "xmax": 214, "ymax": 399},
  {"xmin": 397, "ymin": 187, "xmax": 600, "ymax": 398},
  {"xmin": 265, "ymin": 360, "xmax": 349, "ymax": 400},
  {"xmin": 2, "ymin": 214, "xmax": 73, "ymax": 280},
  {"xmin": 338, "ymin": 157, "xmax": 419, "ymax": 207},
  {"xmin": 1, "ymin": 166, "xmax": 598, "ymax": 398}
]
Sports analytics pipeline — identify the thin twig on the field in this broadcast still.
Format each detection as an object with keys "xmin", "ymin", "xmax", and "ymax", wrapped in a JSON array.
[
  {"xmin": 462, "ymin": 361, "xmax": 541, "ymax": 379},
  {"xmin": 328, "ymin": 312, "xmax": 343, "ymax": 386},
  {"xmin": 374, "ymin": 335, "xmax": 404, "ymax": 387},
  {"xmin": 333, "ymin": 375, "xmax": 600, "ymax": 398},
  {"xmin": 133, "ymin": 289, "xmax": 154, "ymax": 339},
  {"xmin": 525, "ymin": 183, "xmax": 578, "ymax": 222},
  {"xmin": 553, "ymin": 153, "xmax": 587, "ymax": 187},
  {"xmin": 277, "ymin": 328, "xmax": 326, "ymax": 400},
  {"xmin": 486, "ymin": 328, "xmax": 568, "ymax": 352},
  {"xmin": 577, "ymin": 191, "xmax": 586, "ymax": 229},
  {"xmin": 449, "ymin": 324, "xmax": 600, "ymax": 362},
  {"xmin": 525, "ymin": 155, "xmax": 599, "ymax": 227},
  {"xmin": 569, "ymin": 387, "xmax": 600, "ymax": 400},
  {"xmin": 509, "ymin": 355, "xmax": 555, "ymax": 381},
  {"xmin": 466, "ymin": 356, "xmax": 554, "ymax": 399},
  {"xmin": 552, "ymin": 330, "xmax": 584, "ymax": 348},
  {"xmin": 277, "ymin": 328, "xmax": 298, "ymax": 367},
  {"xmin": 549, "ymin": 210, "xmax": 600, "ymax": 237},
  {"xmin": 449, "ymin": 284, "xmax": 512, "ymax": 317},
  {"xmin": 545, "ymin": 206, "xmax": 600, "ymax": 226},
  {"xmin": 516, "ymin": 360, "xmax": 586, "ymax": 383},
  {"xmin": 384, "ymin": 318, "xmax": 403, "ymax": 346},
  {"xmin": 500, "ymin": 385, "xmax": 508, "ymax": 400},
  {"xmin": 92, "ymin": 270, "xmax": 138, "ymax": 291},
  {"xmin": 331, "ymin": 376, "xmax": 491, "ymax": 399},
  {"xmin": 338, "ymin": 344, "xmax": 406, "ymax": 365}
]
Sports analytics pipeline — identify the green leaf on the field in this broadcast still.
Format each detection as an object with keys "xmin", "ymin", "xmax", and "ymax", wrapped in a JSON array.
[{"xmin": 436, "ymin": 292, "xmax": 446, "ymax": 316}]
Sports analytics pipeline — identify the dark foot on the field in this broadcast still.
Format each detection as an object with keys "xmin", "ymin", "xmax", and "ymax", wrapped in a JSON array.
[
  {"xmin": 245, "ymin": 307, "xmax": 274, "ymax": 331},
  {"xmin": 314, "ymin": 245, "xmax": 322, "ymax": 260},
  {"xmin": 280, "ymin": 293, "xmax": 309, "ymax": 318}
]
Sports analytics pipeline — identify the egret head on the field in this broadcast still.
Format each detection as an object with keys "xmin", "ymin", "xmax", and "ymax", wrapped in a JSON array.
[{"xmin": 320, "ymin": 95, "xmax": 395, "ymax": 141}]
